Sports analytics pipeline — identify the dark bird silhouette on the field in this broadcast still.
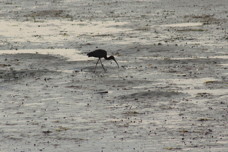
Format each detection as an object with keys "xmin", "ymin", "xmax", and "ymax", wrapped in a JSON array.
[{"xmin": 87, "ymin": 49, "xmax": 119, "ymax": 72}]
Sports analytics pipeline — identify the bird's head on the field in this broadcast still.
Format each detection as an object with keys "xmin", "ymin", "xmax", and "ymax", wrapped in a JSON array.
[{"xmin": 108, "ymin": 56, "xmax": 119, "ymax": 68}]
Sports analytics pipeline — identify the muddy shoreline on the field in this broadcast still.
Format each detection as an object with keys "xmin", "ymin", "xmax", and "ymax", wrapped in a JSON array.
[{"xmin": 0, "ymin": 0, "xmax": 228, "ymax": 151}]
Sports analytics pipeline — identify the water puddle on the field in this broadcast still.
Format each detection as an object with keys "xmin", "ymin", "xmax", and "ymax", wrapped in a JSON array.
[
  {"xmin": 0, "ymin": 49, "xmax": 90, "ymax": 61},
  {"xmin": 24, "ymin": 103, "xmax": 45, "ymax": 107},
  {"xmin": 171, "ymin": 77, "xmax": 218, "ymax": 86},
  {"xmin": 137, "ymin": 56, "xmax": 228, "ymax": 62},
  {"xmin": 136, "ymin": 56, "xmax": 164, "ymax": 60},
  {"xmin": 185, "ymin": 89, "xmax": 228, "ymax": 96},
  {"xmin": 132, "ymin": 85, "xmax": 149, "ymax": 89},
  {"xmin": 219, "ymin": 64, "xmax": 228, "ymax": 67},
  {"xmin": 0, "ymin": 20, "xmax": 128, "ymax": 43},
  {"xmin": 168, "ymin": 56, "xmax": 228, "ymax": 61},
  {"xmin": 168, "ymin": 77, "xmax": 228, "ymax": 96},
  {"xmin": 41, "ymin": 97, "xmax": 65, "ymax": 101},
  {"xmin": 211, "ymin": 55, "xmax": 228, "ymax": 59},
  {"xmin": 162, "ymin": 22, "xmax": 203, "ymax": 27},
  {"xmin": 137, "ymin": 56, "xmax": 206, "ymax": 61}
]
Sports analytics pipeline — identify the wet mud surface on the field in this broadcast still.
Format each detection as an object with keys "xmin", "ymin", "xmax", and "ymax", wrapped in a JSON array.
[{"xmin": 0, "ymin": 0, "xmax": 228, "ymax": 151}]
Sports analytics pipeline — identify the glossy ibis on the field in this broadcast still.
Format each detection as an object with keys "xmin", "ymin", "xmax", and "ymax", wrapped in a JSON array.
[{"xmin": 87, "ymin": 49, "xmax": 119, "ymax": 72}]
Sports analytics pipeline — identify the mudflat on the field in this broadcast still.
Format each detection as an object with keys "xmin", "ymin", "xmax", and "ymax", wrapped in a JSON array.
[{"xmin": 0, "ymin": 0, "xmax": 227, "ymax": 151}]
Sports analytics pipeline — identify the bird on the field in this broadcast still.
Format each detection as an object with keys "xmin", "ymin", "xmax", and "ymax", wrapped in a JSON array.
[{"xmin": 87, "ymin": 49, "xmax": 119, "ymax": 72}]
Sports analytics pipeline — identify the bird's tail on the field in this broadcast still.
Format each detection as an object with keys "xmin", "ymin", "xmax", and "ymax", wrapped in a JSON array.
[{"xmin": 87, "ymin": 52, "xmax": 92, "ymax": 57}]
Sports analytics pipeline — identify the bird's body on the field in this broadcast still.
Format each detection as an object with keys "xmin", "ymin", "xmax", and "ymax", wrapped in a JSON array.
[
  {"xmin": 87, "ymin": 49, "xmax": 107, "ymax": 58},
  {"xmin": 87, "ymin": 49, "xmax": 119, "ymax": 72}
]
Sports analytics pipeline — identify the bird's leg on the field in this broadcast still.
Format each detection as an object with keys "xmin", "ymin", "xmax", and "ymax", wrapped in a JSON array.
[
  {"xmin": 94, "ymin": 58, "xmax": 100, "ymax": 72},
  {"xmin": 100, "ymin": 59, "xmax": 107, "ymax": 72}
]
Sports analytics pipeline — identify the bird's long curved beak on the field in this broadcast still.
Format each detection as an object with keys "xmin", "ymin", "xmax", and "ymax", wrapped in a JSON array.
[{"xmin": 113, "ymin": 58, "xmax": 119, "ymax": 68}]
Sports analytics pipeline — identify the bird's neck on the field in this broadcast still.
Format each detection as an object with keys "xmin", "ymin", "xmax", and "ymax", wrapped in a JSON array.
[{"xmin": 104, "ymin": 56, "xmax": 112, "ymax": 60}]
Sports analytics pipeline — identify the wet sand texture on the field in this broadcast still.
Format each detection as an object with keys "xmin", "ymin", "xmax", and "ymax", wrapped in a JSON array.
[{"xmin": 0, "ymin": 0, "xmax": 228, "ymax": 151}]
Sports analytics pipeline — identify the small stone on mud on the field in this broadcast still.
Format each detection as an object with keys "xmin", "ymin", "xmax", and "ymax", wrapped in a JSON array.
[
  {"xmin": 97, "ymin": 91, "xmax": 108, "ymax": 94},
  {"xmin": 42, "ymin": 130, "xmax": 52, "ymax": 134}
]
